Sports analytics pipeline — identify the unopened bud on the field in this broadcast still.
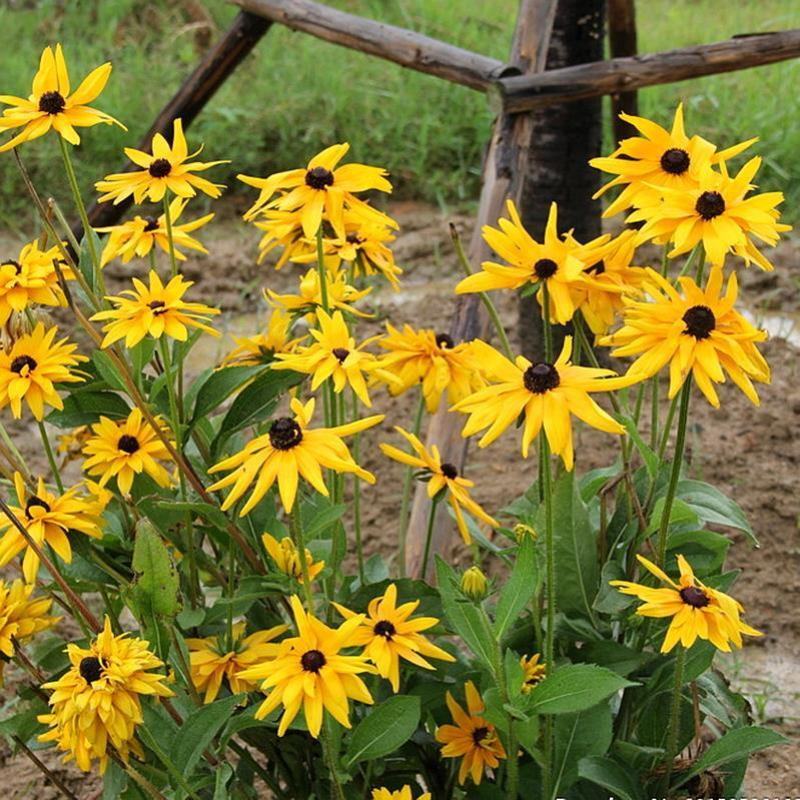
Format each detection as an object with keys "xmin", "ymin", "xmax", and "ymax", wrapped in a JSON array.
[{"xmin": 460, "ymin": 566, "xmax": 488, "ymax": 601}]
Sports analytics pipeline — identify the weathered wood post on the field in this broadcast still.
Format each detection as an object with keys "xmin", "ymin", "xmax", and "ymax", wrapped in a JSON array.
[{"xmin": 608, "ymin": 0, "xmax": 639, "ymax": 140}]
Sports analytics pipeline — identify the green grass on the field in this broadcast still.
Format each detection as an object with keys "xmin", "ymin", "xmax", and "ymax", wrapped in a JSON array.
[{"xmin": 0, "ymin": 0, "xmax": 798, "ymax": 230}]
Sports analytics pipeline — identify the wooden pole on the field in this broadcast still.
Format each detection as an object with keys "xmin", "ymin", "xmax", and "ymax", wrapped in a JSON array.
[
  {"xmin": 405, "ymin": 0, "xmax": 558, "ymax": 580},
  {"xmin": 607, "ymin": 0, "xmax": 639, "ymax": 140}
]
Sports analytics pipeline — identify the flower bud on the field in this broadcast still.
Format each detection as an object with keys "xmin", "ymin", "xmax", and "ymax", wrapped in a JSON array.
[
  {"xmin": 460, "ymin": 566, "xmax": 488, "ymax": 601},
  {"xmin": 513, "ymin": 522, "xmax": 537, "ymax": 543}
]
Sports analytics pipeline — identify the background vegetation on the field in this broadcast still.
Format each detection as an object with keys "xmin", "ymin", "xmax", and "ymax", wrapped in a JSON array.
[{"xmin": 0, "ymin": 0, "xmax": 798, "ymax": 231}]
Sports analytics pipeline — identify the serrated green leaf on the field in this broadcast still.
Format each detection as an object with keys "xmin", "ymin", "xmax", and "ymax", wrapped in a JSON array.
[
  {"xmin": 345, "ymin": 695, "xmax": 420, "ymax": 765},
  {"xmin": 493, "ymin": 536, "xmax": 537, "ymax": 640}
]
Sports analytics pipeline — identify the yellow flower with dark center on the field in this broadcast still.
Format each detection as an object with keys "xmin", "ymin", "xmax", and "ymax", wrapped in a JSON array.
[
  {"xmin": 91, "ymin": 270, "xmax": 220, "ymax": 348},
  {"xmin": 611, "ymin": 554, "xmax": 761, "ymax": 653},
  {"xmin": 455, "ymin": 200, "xmax": 609, "ymax": 325},
  {"xmin": 599, "ymin": 267, "xmax": 769, "ymax": 408},
  {"xmin": 0, "ymin": 240, "xmax": 71, "ymax": 325},
  {"xmin": 208, "ymin": 397, "xmax": 382, "ymax": 515},
  {"xmin": 38, "ymin": 616, "xmax": 173, "ymax": 773},
  {"xmin": 251, "ymin": 208, "xmax": 308, "ymax": 269},
  {"xmin": 380, "ymin": 427, "xmax": 498, "ymax": 544},
  {"xmin": 82, "ymin": 408, "xmax": 173, "ymax": 495},
  {"xmin": 0, "ymin": 322, "xmax": 85, "ymax": 419},
  {"xmin": 186, "ymin": 621, "xmax": 288, "ymax": 704},
  {"xmin": 520, "ymin": 653, "xmax": 546, "ymax": 693},
  {"xmin": 95, "ymin": 118, "xmax": 227, "ymax": 205},
  {"xmin": 0, "ymin": 578, "xmax": 59, "ymax": 685},
  {"xmin": 436, "ymin": 680, "xmax": 506, "ymax": 785},
  {"xmin": 628, "ymin": 157, "xmax": 790, "ymax": 270},
  {"xmin": 238, "ymin": 595, "xmax": 374, "ymax": 737},
  {"xmin": 453, "ymin": 338, "xmax": 630, "ymax": 469},
  {"xmin": 0, "ymin": 473, "xmax": 103, "ymax": 583},
  {"xmin": 97, "ymin": 197, "xmax": 214, "ymax": 267},
  {"xmin": 589, "ymin": 104, "xmax": 755, "ymax": 217},
  {"xmin": 375, "ymin": 323, "xmax": 485, "ymax": 413},
  {"xmin": 332, "ymin": 583, "xmax": 455, "ymax": 692},
  {"xmin": 0, "ymin": 44, "xmax": 124, "ymax": 152},
  {"xmin": 267, "ymin": 267, "xmax": 372, "ymax": 322},
  {"xmin": 372, "ymin": 788, "xmax": 431, "ymax": 800},
  {"xmin": 222, "ymin": 308, "xmax": 303, "ymax": 367},
  {"xmin": 261, "ymin": 532, "xmax": 325, "ymax": 583},
  {"xmin": 238, "ymin": 142, "xmax": 392, "ymax": 238}
]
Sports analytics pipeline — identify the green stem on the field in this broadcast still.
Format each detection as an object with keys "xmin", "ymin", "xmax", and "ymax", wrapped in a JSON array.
[
  {"xmin": 541, "ymin": 284, "xmax": 553, "ymax": 362},
  {"xmin": 662, "ymin": 646, "xmax": 686, "ymax": 793},
  {"xmin": 420, "ymin": 495, "xmax": 440, "ymax": 579},
  {"xmin": 137, "ymin": 728, "xmax": 203, "ymax": 800},
  {"xmin": 161, "ymin": 191, "xmax": 179, "ymax": 279},
  {"xmin": 351, "ymin": 388, "xmax": 365, "ymax": 585},
  {"xmin": 0, "ymin": 421, "xmax": 32, "ymax": 482},
  {"xmin": 316, "ymin": 226, "xmax": 330, "ymax": 313},
  {"xmin": 320, "ymin": 719, "xmax": 346, "ymax": 800},
  {"xmin": 37, "ymin": 421, "xmax": 63, "ymax": 494},
  {"xmin": 290, "ymin": 505, "xmax": 314, "ymax": 608},
  {"xmin": 650, "ymin": 378, "xmax": 659, "ymax": 452},
  {"xmin": 398, "ymin": 390, "xmax": 425, "ymax": 576}
]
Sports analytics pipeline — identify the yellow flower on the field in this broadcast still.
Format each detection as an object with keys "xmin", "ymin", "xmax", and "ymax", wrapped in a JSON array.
[
  {"xmin": 0, "ymin": 322, "xmax": 85, "ymax": 419},
  {"xmin": 460, "ymin": 566, "xmax": 489, "ymax": 602},
  {"xmin": 520, "ymin": 653, "xmax": 546, "ymax": 693},
  {"xmin": 56, "ymin": 425, "xmax": 92, "ymax": 464},
  {"xmin": 0, "ymin": 240, "xmax": 71, "ymax": 325},
  {"xmin": 95, "ymin": 118, "xmax": 227, "ymax": 205},
  {"xmin": 599, "ymin": 266, "xmax": 769, "ymax": 408},
  {"xmin": 38, "ymin": 617, "xmax": 173, "ymax": 773},
  {"xmin": 222, "ymin": 308, "xmax": 303, "ymax": 367},
  {"xmin": 91, "ymin": 270, "xmax": 220, "ymax": 348},
  {"xmin": 455, "ymin": 200, "xmax": 608, "ymax": 325},
  {"xmin": 187, "ymin": 621, "xmax": 288, "ymax": 703},
  {"xmin": 82, "ymin": 408, "xmax": 173, "ymax": 495},
  {"xmin": 239, "ymin": 142, "xmax": 392, "ymax": 237},
  {"xmin": 208, "ymin": 397, "xmax": 382, "ymax": 515},
  {"xmin": 372, "ymin": 788, "xmax": 430, "ymax": 800},
  {"xmin": 0, "ymin": 578, "xmax": 59, "ymax": 685},
  {"xmin": 629, "ymin": 157, "xmax": 790, "ymax": 270},
  {"xmin": 251, "ymin": 208, "xmax": 308, "ymax": 269},
  {"xmin": 375, "ymin": 323, "xmax": 485, "ymax": 413},
  {"xmin": 261, "ymin": 532, "xmax": 325, "ymax": 583},
  {"xmin": 453, "ymin": 338, "xmax": 630, "ymax": 469},
  {"xmin": 589, "ymin": 103, "xmax": 755, "ymax": 217},
  {"xmin": 0, "ymin": 44, "xmax": 124, "ymax": 152},
  {"xmin": 611, "ymin": 554, "xmax": 761, "ymax": 653},
  {"xmin": 267, "ymin": 267, "xmax": 372, "ymax": 322},
  {"xmin": 332, "ymin": 583, "xmax": 454, "ymax": 692},
  {"xmin": 0, "ymin": 473, "xmax": 103, "ymax": 583},
  {"xmin": 97, "ymin": 197, "xmax": 214, "ymax": 267},
  {"xmin": 436, "ymin": 680, "xmax": 506, "ymax": 785},
  {"xmin": 238, "ymin": 595, "xmax": 374, "ymax": 737},
  {"xmin": 380, "ymin": 426, "xmax": 498, "ymax": 544}
]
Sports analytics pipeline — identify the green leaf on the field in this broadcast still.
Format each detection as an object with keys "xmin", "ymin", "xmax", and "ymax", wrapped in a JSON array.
[
  {"xmin": 677, "ymin": 479, "xmax": 757, "ymax": 545},
  {"xmin": 47, "ymin": 389, "xmax": 130, "ymax": 428},
  {"xmin": 526, "ymin": 664, "xmax": 635, "ymax": 716},
  {"xmin": 493, "ymin": 535, "xmax": 537, "ymax": 640},
  {"xmin": 618, "ymin": 414, "xmax": 658, "ymax": 478},
  {"xmin": 213, "ymin": 763, "xmax": 234, "ymax": 800},
  {"xmin": 578, "ymin": 755, "xmax": 642, "ymax": 800},
  {"xmin": 579, "ymin": 640, "xmax": 650, "ymax": 677},
  {"xmin": 78, "ymin": 227, "xmax": 103, "ymax": 294},
  {"xmin": 191, "ymin": 364, "xmax": 267, "ymax": 424},
  {"xmin": 345, "ymin": 695, "xmax": 420, "ymax": 765},
  {"xmin": 92, "ymin": 350, "xmax": 129, "ymax": 393},
  {"xmin": 552, "ymin": 703, "xmax": 612, "ymax": 793}
]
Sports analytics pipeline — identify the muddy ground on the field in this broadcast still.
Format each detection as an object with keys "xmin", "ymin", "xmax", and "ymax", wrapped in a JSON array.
[{"xmin": 0, "ymin": 200, "xmax": 798, "ymax": 796}]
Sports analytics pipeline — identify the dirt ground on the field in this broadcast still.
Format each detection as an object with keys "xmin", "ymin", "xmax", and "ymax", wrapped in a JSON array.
[{"xmin": 1, "ymin": 200, "xmax": 798, "ymax": 795}]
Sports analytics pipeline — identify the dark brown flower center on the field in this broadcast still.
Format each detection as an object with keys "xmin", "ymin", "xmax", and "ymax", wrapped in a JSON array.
[
  {"xmin": 300, "ymin": 649, "xmax": 326, "ymax": 673},
  {"xmin": 679, "ymin": 585, "xmax": 710, "ymax": 608},
  {"xmin": 440, "ymin": 462, "xmax": 458, "ymax": 480},
  {"xmin": 269, "ymin": 417, "xmax": 303, "ymax": 450},
  {"xmin": 117, "ymin": 434, "xmax": 140, "ymax": 454},
  {"xmin": 10, "ymin": 354, "xmax": 37, "ymax": 374},
  {"xmin": 682, "ymin": 305, "xmax": 716, "ymax": 340},
  {"xmin": 346, "ymin": 233, "xmax": 365, "ymax": 245},
  {"xmin": 660, "ymin": 148, "xmax": 690, "ymax": 175},
  {"xmin": 472, "ymin": 726, "xmax": 489, "ymax": 745},
  {"xmin": 38, "ymin": 91, "xmax": 66, "ymax": 115},
  {"xmin": 435, "ymin": 333, "xmax": 455, "ymax": 349},
  {"xmin": 373, "ymin": 620, "xmax": 396, "ymax": 639},
  {"xmin": 305, "ymin": 166, "xmax": 334, "ymax": 190},
  {"xmin": 148, "ymin": 300, "xmax": 168, "ymax": 316},
  {"xmin": 79, "ymin": 656, "xmax": 104, "ymax": 685},
  {"xmin": 523, "ymin": 363, "xmax": 560, "ymax": 394},
  {"xmin": 148, "ymin": 158, "xmax": 172, "ymax": 178},
  {"xmin": 695, "ymin": 191, "xmax": 725, "ymax": 220},
  {"xmin": 1, "ymin": 260, "xmax": 22, "ymax": 274},
  {"xmin": 533, "ymin": 258, "xmax": 558, "ymax": 280},
  {"xmin": 143, "ymin": 216, "xmax": 160, "ymax": 232},
  {"xmin": 332, "ymin": 347, "xmax": 349, "ymax": 363},
  {"xmin": 24, "ymin": 496, "xmax": 51, "ymax": 518},
  {"xmin": 585, "ymin": 260, "xmax": 605, "ymax": 275}
]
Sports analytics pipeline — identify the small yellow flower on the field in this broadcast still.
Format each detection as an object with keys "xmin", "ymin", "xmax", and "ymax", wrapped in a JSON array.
[
  {"xmin": 261, "ymin": 531, "xmax": 325, "ymax": 583},
  {"xmin": 251, "ymin": 208, "xmax": 308, "ymax": 269},
  {"xmin": 91, "ymin": 270, "xmax": 220, "ymax": 348},
  {"xmin": 372, "ymin": 788, "xmax": 431, "ymax": 800},
  {"xmin": 520, "ymin": 653, "xmax": 546, "ymax": 693},
  {"xmin": 460, "ymin": 566, "xmax": 489, "ymax": 602},
  {"xmin": 333, "ymin": 584, "xmax": 455, "ymax": 692},
  {"xmin": 267, "ymin": 267, "xmax": 372, "ymax": 322},
  {"xmin": 56, "ymin": 425, "xmax": 92, "ymax": 464},
  {"xmin": 222, "ymin": 308, "xmax": 303, "ymax": 367},
  {"xmin": 0, "ymin": 323, "xmax": 85, "ymax": 419},
  {"xmin": 0, "ymin": 44, "xmax": 124, "ymax": 152}
]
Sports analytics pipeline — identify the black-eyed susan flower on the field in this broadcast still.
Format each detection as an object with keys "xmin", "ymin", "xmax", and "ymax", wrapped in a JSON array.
[
  {"xmin": 38, "ymin": 616, "xmax": 173, "ymax": 773},
  {"xmin": 599, "ymin": 266, "xmax": 769, "ymax": 407},
  {"xmin": 453, "ymin": 338, "xmax": 630, "ymax": 469},
  {"xmin": 455, "ymin": 200, "xmax": 608, "ymax": 325},
  {"xmin": 589, "ymin": 104, "xmax": 755, "ymax": 218},
  {"xmin": 460, "ymin": 566, "xmax": 489, "ymax": 602},
  {"xmin": 222, "ymin": 308, "xmax": 303, "ymax": 367},
  {"xmin": 332, "ymin": 583, "xmax": 454, "ymax": 692},
  {"xmin": 0, "ymin": 578, "xmax": 58, "ymax": 685},
  {"xmin": 611, "ymin": 554, "xmax": 761, "ymax": 653},
  {"xmin": 239, "ymin": 142, "xmax": 392, "ymax": 237},
  {"xmin": 238, "ymin": 595, "xmax": 374, "ymax": 737},
  {"xmin": 95, "ymin": 118, "xmax": 227, "ymax": 205},
  {"xmin": 251, "ymin": 208, "xmax": 308, "ymax": 269},
  {"xmin": 0, "ymin": 473, "xmax": 103, "ymax": 583},
  {"xmin": 97, "ymin": 197, "xmax": 214, "ymax": 267},
  {"xmin": 56, "ymin": 425, "xmax": 92, "ymax": 465},
  {"xmin": 0, "ymin": 44, "xmax": 124, "ymax": 152},
  {"xmin": 629, "ymin": 157, "xmax": 790, "ymax": 270},
  {"xmin": 267, "ymin": 267, "xmax": 372, "ymax": 322},
  {"xmin": 520, "ymin": 653, "xmax": 546, "ymax": 693},
  {"xmin": 375, "ymin": 323, "xmax": 485, "ymax": 412},
  {"xmin": 380, "ymin": 427, "xmax": 498, "ymax": 543},
  {"xmin": 436, "ymin": 680, "xmax": 506, "ymax": 785},
  {"xmin": 208, "ymin": 397, "xmax": 382, "ymax": 515},
  {"xmin": 186, "ymin": 621, "xmax": 288, "ymax": 704},
  {"xmin": 82, "ymin": 408, "xmax": 173, "ymax": 495},
  {"xmin": 372, "ymin": 788, "xmax": 431, "ymax": 800},
  {"xmin": 0, "ymin": 322, "xmax": 85, "ymax": 419},
  {"xmin": 261, "ymin": 532, "xmax": 325, "ymax": 583},
  {"xmin": 91, "ymin": 270, "xmax": 220, "ymax": 348}
]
